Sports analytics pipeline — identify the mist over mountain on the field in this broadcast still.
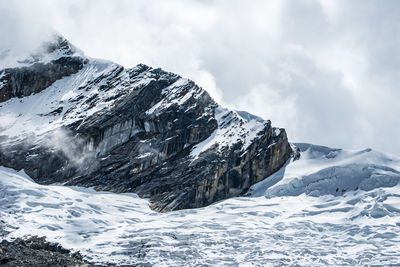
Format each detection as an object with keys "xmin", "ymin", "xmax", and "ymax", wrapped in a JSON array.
[
  {"xmin": 1, "ymin": 0, "xmax": 400, "ymax": 155},
  {"xmin": 0, "ymin": 34, "xmax": 293, "ymax": 212}
]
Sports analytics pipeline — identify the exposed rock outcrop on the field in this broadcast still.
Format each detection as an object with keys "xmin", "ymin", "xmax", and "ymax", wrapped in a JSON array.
[
  {"xmin": 0, "ymin": 36, "xmax": 87, "ymax": 102},
  {"xmin": 0, "ymin": 236, "xmax": 92, "ymax": 266},
  {"xmin": 0, "ymin": 35, "xmax": 292, "ymax": 211}
]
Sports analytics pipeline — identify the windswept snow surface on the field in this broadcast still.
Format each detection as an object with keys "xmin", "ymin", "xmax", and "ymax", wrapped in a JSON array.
[
  {"xmin": 0, "ymin": 59, "xmax": 116, "ymax": 139},
  {"xmin": 1, "ymin": 144, "xmax": 400, "ymax": 266},
  {"xmin": 250, "ymin": 143, "xmax": 400, "ymax": 198}
]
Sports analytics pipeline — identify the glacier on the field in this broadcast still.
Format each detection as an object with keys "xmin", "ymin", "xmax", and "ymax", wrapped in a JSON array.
[{"xmin": 1, "ymin": 143, "xmax": 400, "ymax": 266}]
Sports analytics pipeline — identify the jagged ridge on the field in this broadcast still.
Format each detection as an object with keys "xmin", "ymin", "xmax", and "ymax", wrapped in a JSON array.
[{"xmin": 0, "ymin": 34, "xmax": 292, "ymax": 211}]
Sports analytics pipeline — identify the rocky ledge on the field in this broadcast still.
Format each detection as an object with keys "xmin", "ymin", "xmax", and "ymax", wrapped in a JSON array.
[
  {"xmin": 0, "ymin": 236, "xmax": 91, "ymax": 266},
  {"xmin": 0, "ymin": 35, "xmax": 293, "ymax": 211}
]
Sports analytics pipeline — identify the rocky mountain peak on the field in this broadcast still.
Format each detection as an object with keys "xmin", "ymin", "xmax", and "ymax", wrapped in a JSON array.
[
  {"xmin": 18, "ymin": 34, "xmax": 82, "ymax": 66},
  {"xmin": 0, "ymin": 34, "xmax": 87, "ymax": 103},
  {"xmin": 0, "ymin": 36, "xmax": 293, "ymax": 211},
  {"xmin": 0, "ymin": 33, "xmax": 83, "ymax": 67}
]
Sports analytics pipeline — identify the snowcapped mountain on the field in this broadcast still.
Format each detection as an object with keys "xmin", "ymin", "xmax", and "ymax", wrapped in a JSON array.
[
  {"xmin": 1, "ymin": 34, "xmax": 400, "ymax": 266},
  {"xmin": 1, "ymin": 144, "xmax": 399, "ymax": 266},
  {"xmin": 0, "ymin": 34, "xmax": 291, "ymax": 212}
]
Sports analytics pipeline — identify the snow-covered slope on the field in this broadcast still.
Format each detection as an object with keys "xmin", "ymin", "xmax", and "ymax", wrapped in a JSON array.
[
  {"xmin": 1, "ymin": 33, "xmax": 399, "ymax": 266},
  {"xmin": 1, "ymin": 144, "xmax": 400, "ymax": 266},
  {"xmin": 249, "ymin": 143, "xmax": 400, "ymax": 198},
  {"xmin": 0, "ymin": 59, "xmax": 121, "ymax": 139},
  {"xmin": 0, "ymin": 34, "xmax": 291, "ymax": 211}
]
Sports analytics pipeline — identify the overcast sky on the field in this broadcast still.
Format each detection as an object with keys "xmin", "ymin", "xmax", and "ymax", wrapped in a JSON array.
[{"xmin": 1, "ymin": 0, "xmax": 399, "ymax": 154}]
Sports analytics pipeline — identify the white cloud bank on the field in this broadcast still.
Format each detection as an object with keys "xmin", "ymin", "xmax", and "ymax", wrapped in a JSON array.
[{"xmin": 1, "ymin": 0, "xmax": 399, "ymax": 154}]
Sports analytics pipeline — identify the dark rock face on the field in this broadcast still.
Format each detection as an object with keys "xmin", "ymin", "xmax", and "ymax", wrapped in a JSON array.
[
  {"xmin": 0, "ymin": 236, "xmax": 91, "ymax": 266},
  {"xmin": 70, "ymin": 113, "xmax": 291, "ymax": 212},
  {"xmin": 0, "ymin": 56, "xmax": 87, "ymax": 102},
  {"xmin": 0, "ymin": 36, "xmax": 292, "ymax": 212},
  {"xmin": 0, "ymin": 35, "xmax": 87, "ymax": 103}
]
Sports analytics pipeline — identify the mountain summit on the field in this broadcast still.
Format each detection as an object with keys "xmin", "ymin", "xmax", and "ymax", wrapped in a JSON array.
[
  {"xmin": 0, "ymin": 34, "xmax": 293, "ymax": 211},
  {"xmin": 1, "ymin": 34, "xmax": 400, "ymax": 266}
]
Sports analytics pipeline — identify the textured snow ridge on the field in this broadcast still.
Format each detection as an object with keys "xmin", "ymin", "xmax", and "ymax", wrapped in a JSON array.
[
  {"xmin": 249, "ymin": 143, "xmax": 400, "ymax": 198},
  {"xmin": 0, "ymin": 59, "xmax": 118, "ymax": 139},
  {"xmin": 1, "ymin": 145, "xmax": 400, "ymax": 266},
  {"xmin": 0, "ymin": 59, "xmax": 160, "ymax": 146},
  {"xmin": 145, "ymin": 78, "xmax": 199, "ymax": 115},
  {"xmin": 190, "ymin": 107, "xmax": 267, "ymax": 159}
]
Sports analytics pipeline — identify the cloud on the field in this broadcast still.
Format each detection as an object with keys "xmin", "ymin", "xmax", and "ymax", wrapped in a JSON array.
[
  {"xmin": 1, "ymin": 0, "xmax": 399, "ymax": 155},
  {"xmin": 44, "ymin": 128, "xmax": 96, "ymax": 167}
]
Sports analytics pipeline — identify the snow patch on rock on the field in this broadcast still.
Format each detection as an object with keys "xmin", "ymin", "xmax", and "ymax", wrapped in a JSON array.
[{"xmin": 190, "ymin": 107, "xmax": 267, "ymax": 159}]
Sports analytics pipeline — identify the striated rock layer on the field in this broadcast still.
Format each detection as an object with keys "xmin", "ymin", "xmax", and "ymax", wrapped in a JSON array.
[{"xmin": 0, "ymin": 35, "xmax": 292, "ymax": 211}]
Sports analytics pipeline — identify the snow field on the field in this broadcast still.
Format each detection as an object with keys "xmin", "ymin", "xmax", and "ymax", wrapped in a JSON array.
[{"xmin": 1, "ymin": 144, "xmax": 400, "ymax": 266}]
